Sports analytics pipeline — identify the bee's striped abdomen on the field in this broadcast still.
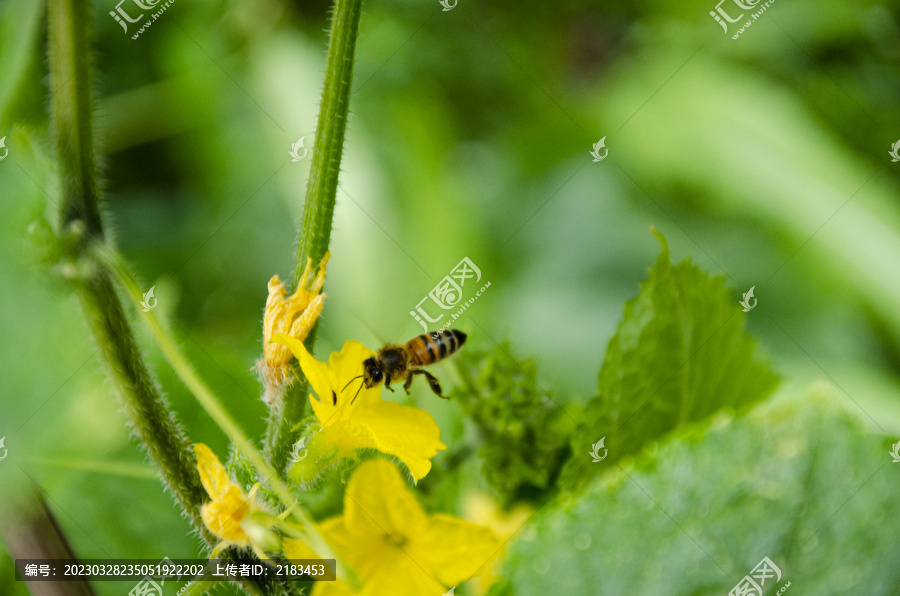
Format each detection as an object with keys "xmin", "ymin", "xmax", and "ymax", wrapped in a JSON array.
[{"xmin": 408, "ymin": 329, "xmax": 467, "ymax": 366}]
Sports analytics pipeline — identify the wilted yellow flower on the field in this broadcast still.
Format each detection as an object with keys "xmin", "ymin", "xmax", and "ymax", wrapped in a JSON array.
[
  {"xmin": 195, "ymin": 443, "xmax": 280, "ymax": 559},
  {"xmin": 257, "ymin": 253, "xmax": 329, "ymax": 404},
  {"xmin": 272, "ymin": 335, "xmax": 446, "ymax": 483},
  {"xmin": 289, "ymin": 459, "xmax": 500, "ymax": 596}
]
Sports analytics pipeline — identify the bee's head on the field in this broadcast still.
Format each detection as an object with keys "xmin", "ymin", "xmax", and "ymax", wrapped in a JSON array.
[{"xmin": 362, "ymin": 358, "xmax": 383, "ymax": 387}]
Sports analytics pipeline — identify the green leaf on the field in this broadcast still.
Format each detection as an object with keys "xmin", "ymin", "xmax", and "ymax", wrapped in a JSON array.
[
  {"xmin": 496, "ymin": 386, "xmax": 900, "ymax": 595},
  {"xmin": 567, "ymin": 231, "xmax": 777, "ymax": 480}
]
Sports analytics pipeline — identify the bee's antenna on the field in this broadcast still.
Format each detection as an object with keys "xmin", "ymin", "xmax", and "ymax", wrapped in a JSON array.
[
  {"xmin": 350, "ymin": 380, "xmax": 365, "ymax": 405},
  {"xmin": 342, "ymin": 375, "xmax": 364, "ymax": 392}
]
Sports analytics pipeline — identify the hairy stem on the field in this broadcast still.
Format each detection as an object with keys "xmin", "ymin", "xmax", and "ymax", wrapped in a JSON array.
[
  {"xmin": 77, "ymin": 270, "xmax": 213, "ymax": 536},
  {"xmin": 47, "ymin": 0, "xmax": 103, "ymax": 238},
  {"xmin": 293, "ymin": 0, "xmax": 363, "ymax": 285},
  {"xmin": 47, "ymin": 0, "xmax": 211, "ymax": 540},
  {"xmin": 267, "ymin": 0, "xmax": 364, "ymax": 470},
  {"xmin": 47, "ymin": 2, "xmax": 327, "ymax": 593},
  {"xmin": 98, "ymin": 248, "xmax": 336, "ymax": 565},
  {"xmin": 264, "ymin": 377, "xmax": 310, "ymax": 473}
]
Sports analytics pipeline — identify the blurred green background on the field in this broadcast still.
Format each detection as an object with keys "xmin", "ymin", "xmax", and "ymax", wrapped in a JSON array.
[{"xmin": 2, "ymin": 0, "xmax": 900, "ymax": 593}]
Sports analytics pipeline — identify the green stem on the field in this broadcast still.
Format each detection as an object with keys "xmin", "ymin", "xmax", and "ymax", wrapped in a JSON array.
[
  {"xmin": 76, "ymin": 270, "xmax": 213, "ymax": 537},
  {"xmin": 267, "ymin": 0, "xmax": 364, "ymax": 470},
  {"xmin": 47, "ymin": 0, "xmax": 103, "ymax": 238},
  {"xmin": 264, "ymin": 380, "xmax": 309, "ymax": 474},
  {"xmin": 97, "ymin": 248, "xmax": 336, "ymax": 567},
  {"xmin": 47, "ymin": 0, "xmax": 211, "ymax": 542},
  {"xmin": 293, "ymin": 0, "xmax": 363, "ymax": 287},
  {"xmin": 47, "ymin": 2, "xmax": 327, "ymax": 593}
]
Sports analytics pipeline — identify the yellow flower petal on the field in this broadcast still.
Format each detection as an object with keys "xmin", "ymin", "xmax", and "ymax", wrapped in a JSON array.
[
  {"xmin": 315, "ymin": 460, "xmax": 499, "ymax": 596},
  {"xmin": 257, "ymin": 254, "xmax": 329, "ymax": 404},
  {"xmin": 195, "ymin": 443, "xmax": 254, "ymax": 547},
  {"xmin": 312, "ymin": 581, "xmax": 361, "ymax": 596},
  {"xmin": 288, "ymin": 293, "xmax": 325, "ymax": 346},
  {"xmin": 326, "ymin": 341, "xmax": 381, "ymax": 409},
  {"xmin": 273, "ymin": 333, "xmax": 333, "ymax": 404},
  {"xmin": 357, "ymin": 401, "xmax": 446, "ymax": 481},
  {"xmin": 262, "ymin": 274, "xmax": 325, "ymax": 370},
  {"xmin": 317, "ymin": 460, "xmax": 426, "ymax": 582},
  {"xmin": 343, "ymin": 459, "xmax": 427, "ymax": 538},
  {"xmin": 195, "ymin": 443, "xmax": 233, "ymax": 501},
  {"xmin": 283, "ymin": 537, "xmax": 321, "ymax": 560},
  {"xmin": 200, "ymin": 486, "xmax": 252, "ymax": 547},
  {"xmin": 405, "ymin": 514, "xmax": 501, "ymax": 587},
  {"xmin": 359, "ymin": 558, "xmax": 445, "ymax": 596},
  {"xmin": 313, "ymin": 400, "xmax": 445, "ymax": 483},
  {"xmin": 277, "ymin": 340, "xmax": 445, "ymax": 483},
  {"xmin": 285, "ymin": 539, "xmax": 364, "ymax": 596},
  {"xmin": 270, "ymin": 337, "xmax": 382, "ymax": 422},
  {"xmin": 318, "ymin": 516, "xmax": 402, "ymax": 586},
  {"xmin": 463, "ymin": 494, "xmax": 533, "ymax": 595}
]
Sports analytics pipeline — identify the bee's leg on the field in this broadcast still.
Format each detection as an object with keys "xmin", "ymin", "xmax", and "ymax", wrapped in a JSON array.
[
  {"xmin": 403, "ymin": 373, "xmax": 415, "ymax": 395},
  {"xmin": 417, "ymin": 370, "xmax": 446, "ymax": 399},
  {"xmin": 383, "ymin": 374, "xmax": 395, "ymax": 392}
]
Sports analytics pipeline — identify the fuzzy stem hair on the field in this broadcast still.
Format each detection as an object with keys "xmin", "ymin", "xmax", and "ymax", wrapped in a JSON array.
[{"xmin": 265, "ymin": 0, "xmax": 364, "ymax": 472}]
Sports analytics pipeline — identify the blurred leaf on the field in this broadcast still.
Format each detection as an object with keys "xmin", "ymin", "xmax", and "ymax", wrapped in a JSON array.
[
  {"xmin": 566, "ymin": 231, "xmax": 777, "ymax": 482},
  {"xmin": 495, "ymin": 385, "xmax": 899, "ymax": 595},
  {"xmin": 608, "ymin": 52, "xmax": 900, "ymax": 340},
  {"xmin": 0, "ymin": 0, "xmax": 44, "ymax": 127}
]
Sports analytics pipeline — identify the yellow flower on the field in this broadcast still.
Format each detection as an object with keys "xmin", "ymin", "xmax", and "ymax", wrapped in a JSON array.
[
  {"xmin": 463, "ymin": 493, "xmax": 533, "ymax": 595},
  {"xmin": 294, "ymin": 459, "xmax": 501, "ymax": 596},
  {"xmin": 283, "ymin": 538, "xmax": 355, "ymax": 596},
  {"xmin": 257, "ymin": 253, "xmax": 330, "ymax": 405},
  {"xmin": 272, "ymin": 336, "xmax": 446, "ymax": 483},
  {"xmin": 195, "ymin": 443, "xmax": 280, "ymax": 559}
]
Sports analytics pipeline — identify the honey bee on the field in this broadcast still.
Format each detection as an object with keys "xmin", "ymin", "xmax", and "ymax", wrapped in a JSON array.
[{"xmin": 343, "ymin": 329, "xmax": 467, "ymax": 402}]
